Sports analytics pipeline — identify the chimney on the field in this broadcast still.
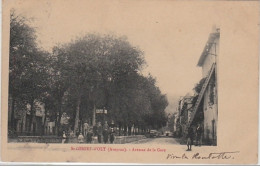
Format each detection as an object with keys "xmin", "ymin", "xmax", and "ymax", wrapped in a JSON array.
[{"xmin": 212, "ymin": 25, "xmax": 220, "ymax": 33}]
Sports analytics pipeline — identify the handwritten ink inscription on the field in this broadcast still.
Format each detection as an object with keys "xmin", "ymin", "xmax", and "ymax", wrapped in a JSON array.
[{"xmin": 166, "ymin": 151, "xmax": 239, "ymax": 160}]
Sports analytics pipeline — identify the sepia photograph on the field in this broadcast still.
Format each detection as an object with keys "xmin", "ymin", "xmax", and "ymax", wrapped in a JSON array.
[
  {"xmin": 7, "ymin": 5, "xmax": 219, "ymax": 148},
  {"xmin": 1, "ymin": 0, "xmax": 258, "ymax": 164}
]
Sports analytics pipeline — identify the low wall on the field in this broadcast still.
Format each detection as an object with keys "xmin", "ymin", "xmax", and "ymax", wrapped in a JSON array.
[
  {"xmin": 17, "ymin": 136, "xmax": 62, "ymax": 143},
  {"xmin": 68, "ymin": 135, "xmax": 146, "ymax": 144},
  {"xmin": 114, "ymin": 135, "xmax": 145, "ymax": 144},
  {"xmin": 15, "ymin": 135, "xmax": 146, "ymax": 144}
]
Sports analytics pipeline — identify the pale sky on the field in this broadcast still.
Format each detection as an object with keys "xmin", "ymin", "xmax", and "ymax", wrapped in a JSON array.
[{"xmin": 12, "ymin": 0, "xmax": 220, "ymax": 113}]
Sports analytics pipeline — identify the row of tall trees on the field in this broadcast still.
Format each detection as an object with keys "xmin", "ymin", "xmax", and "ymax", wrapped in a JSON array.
[{"xmin": 8, "ymin": 11, "xmax": 168, "ymax": 136}]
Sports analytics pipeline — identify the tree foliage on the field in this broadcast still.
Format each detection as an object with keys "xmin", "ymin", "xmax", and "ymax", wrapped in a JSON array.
[
  {"xmin": 8, "ymin": 11, "xmax": 169, "ymax": 136},
  {"xmin": 9, "ymin": 10, "xmax": 50, "ymax": 132}
]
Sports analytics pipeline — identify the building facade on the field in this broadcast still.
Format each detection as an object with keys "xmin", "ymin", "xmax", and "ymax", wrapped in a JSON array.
[
  {"xmin": 8, "ymin": 98, "xmax": 46, "ymax": 136},
  {"xmin": 192, "ymin": 26, "xmax": 219, "ymax": 145},
  {"xmin": 177, "ymin": 94, "xmax": 194, "ymax": 137}
]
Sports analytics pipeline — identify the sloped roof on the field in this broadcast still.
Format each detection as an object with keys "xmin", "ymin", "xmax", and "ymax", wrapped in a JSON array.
[{"xmin": 197, "ymin": 31, "xmax": 220, "ymax": 67}]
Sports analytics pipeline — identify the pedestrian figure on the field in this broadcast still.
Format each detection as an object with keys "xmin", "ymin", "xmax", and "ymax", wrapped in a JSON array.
[
  {"xmin": 196, "ymin": 124, "xmax": 203, "ymax": 146},
  {"xmin": 103, "ymin": 121, "xmax": 109, "ymax": 144},
  {"xmin": 109, "ymin": 121, "xmax": 116, "ymax": 144},
  {"xmin": 83, "ymin": 122, "xmax": 89, "ymax": 137},
  {"xmin": 78, "ymin": 133, "xmax": 84, "ymax": 143},
  {"xmin": 75, "ymin": 129, "xmax": 80, "ymax": 137},
  {"xmin": 62, "ymin": 131, "xmax": 67, "ymax": 144},
  {"xmin": 97, "ymin": 122, "xmax": 103, "ymax": 143},
  {"xmin": 70, "ymin": 130, "xmax": 75, "ymax": 137},
  {"xmin": 93, "ymin": 123, "xmax": 98, "ymax": 136},
  {"xmin": 103, "ymin": 121, "xmax": 109, "ymax": 130},
  {"xmin": 186, "ymin": 126, "xmax": 194, "ymax": 151},
  {"xmin": 86, "ymin": 126, "xmax": 93, "ymax": 143},
  {"xmin": 109, "ymin": 127, "xmax": 115, "ymax": 144}
]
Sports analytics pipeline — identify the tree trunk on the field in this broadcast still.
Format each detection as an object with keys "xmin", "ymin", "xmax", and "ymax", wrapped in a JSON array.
[
  {"xmin": 28, "ymin": 99, "xmax": 34, "ymax": 134},
  {"xmin": 54, "ymin": 111, "xmax": 58, "ymax": 135},
  {"xmin": 124, "ymin": 124, "xmax": 127, "ymax": 136},
  {"xmin": 128, "ymin": 125, "xmax": 131, "ymax": 136},
  {"xmin": 56, "ymin": 97, "xmax": 62, "ymax": 136},
  {"xmin": 118, "ymin": 124, "xmax": 121, "ymax": 136},
  {"xmin": 74, "ymin": 96, "xmax": 81, "ymax": 134},
  {"xmin": 92, "ymin": 101, "xmax": 96, "ymax": 126},
  {"xmin": 10, "ymin": 97, "xmax": 16, "ymax": 131},
  {"xmin": 21, "ymin": 117, "xmax": 24, "ymax": 134},
  {"xmin": 42, "ymin": 111, "xmax": 47, "ymax": 136},
  {"xmin": 42, "ymin": 124, "xmax": 46, "ymax": 136}
]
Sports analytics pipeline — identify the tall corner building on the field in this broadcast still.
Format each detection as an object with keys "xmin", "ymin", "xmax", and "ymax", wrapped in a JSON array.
[{"xmin": 190, "ymin": 26, "xmax": 219, "ymax": 145}]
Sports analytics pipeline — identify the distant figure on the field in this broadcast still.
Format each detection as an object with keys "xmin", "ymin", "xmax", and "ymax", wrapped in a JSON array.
[
  {"xmin": 103, "ymin": 121, "xmax": 109, "ymax": 130},
  {"xmin": 62, "ymin": 131, "xmax": 67, "ymax": 144},
  {"xmin": 70, "ymin": 130, "xmax": 75, "ymax": 137},
  {"xmin": 87, "ymin": 126, "xmax": 93, "ymax": 143},
  {"xmin": 93, "ymin": 123, "xmax": 98, "ymax": 136},
  {"xmin": 75, "ymin": 129, "xmax": 80, "ymax": 137},
  {"xmin": 109, "ymin": 121, "xmax": 116, "ymax": 144},
  {"xmin": 97, "ymin": 122, "xmax": 103, "ymax": 143},
  {"xmin": 186, "ymin": 127, "xmax": 194, "ymax": 151},
  {"xmin": 109, "ymin": 127, "xmax": 115, "ymax": 144},
  {"xmin": 196, "ymin": 124, "xmax": 203, "ymax": 146},
  {"xmin": 103, "ymin": 121, "xmax": 109, "ymax": 144},
  {"xmin": 179, "ymin": 126, "xmax": 183, "ymax": 138},
  {"xmin": 83, "ymin": 122, "xmax": 89, "ymax": 137},
  {"xmin": 78, "ymin": 133, "xmax": 84, "ymax": 143}
]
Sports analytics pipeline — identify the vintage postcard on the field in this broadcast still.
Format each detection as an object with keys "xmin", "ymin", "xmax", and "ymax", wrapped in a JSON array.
[{"xmin": 1, "ymin": 0, "xmax": 259, "ymax": 164}]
